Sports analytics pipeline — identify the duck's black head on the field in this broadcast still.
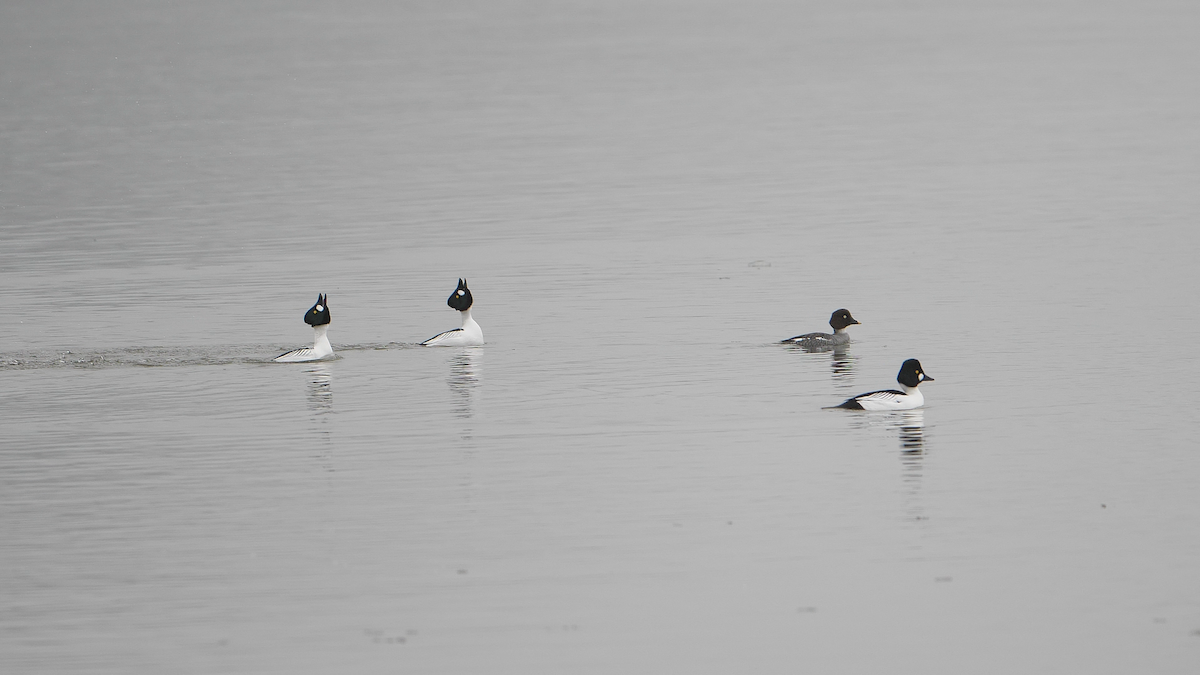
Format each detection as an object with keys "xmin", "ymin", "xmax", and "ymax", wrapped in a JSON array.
[
  {"xmin": 897, "ymin": 359, "xmax": 932, "ymax": 388},
  {"xmin": 829, "ymin": 309, "xmax": 860, "ymax": 331},
  {"xmin": 304, "ymin": 294, "xmax": 331, "ymax": 326},
  {"xmin": 447, "ymin": 278, "xmax": 473, "ymax": 311}
]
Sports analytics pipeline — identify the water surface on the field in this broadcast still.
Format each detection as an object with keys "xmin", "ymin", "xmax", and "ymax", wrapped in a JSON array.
[{"xmin": 3, "ymin": 1, "xmax": 1200, "ymax": 673}]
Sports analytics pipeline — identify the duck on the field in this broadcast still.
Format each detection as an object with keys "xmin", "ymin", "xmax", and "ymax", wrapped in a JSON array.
[
  {"xmin": 420, "ymin": 279, "xmax": 484, "ymax": 346},
  {"xmin": 274, "ymin": 294, "xmax": 334, "ymax": 362},
  {"xmin": 782, "ymin": 309, "xmax": 860, "ymax": 348},
  {"xmin": 828, "ymin": 359, "xmax": 933, "ymax": 410}
]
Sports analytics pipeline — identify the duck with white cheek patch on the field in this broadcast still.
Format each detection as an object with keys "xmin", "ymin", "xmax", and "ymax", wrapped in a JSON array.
[
  {"xmin": 274, "ymin": 294, "xmax": 334, "ymax": 362},
  {"xmin": 827, "ymin": 359, "xmax": 934, "ymax": 411},
  {"xmin": 421, "ymin": 279, "xmax": 484, "ymax": 347}
]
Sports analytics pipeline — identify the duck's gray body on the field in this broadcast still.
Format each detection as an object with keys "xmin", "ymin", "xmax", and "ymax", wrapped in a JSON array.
[
  {"xmin": 783, "ymin": 309, "xmax": 859, "ymax": 349},
  {"xmin": 784, "ymin": 329, "xmax": 851, "ymax": 347}
]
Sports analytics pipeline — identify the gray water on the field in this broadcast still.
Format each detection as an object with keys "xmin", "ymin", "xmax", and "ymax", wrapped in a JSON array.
[{"xmin": 3, "ymin": 1, "xmax": 1200, "ymax": 672}]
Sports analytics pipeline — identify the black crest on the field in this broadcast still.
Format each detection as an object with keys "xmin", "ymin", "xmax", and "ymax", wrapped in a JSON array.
[
  {"xmin": 304, "ymin": 293, "xmax": 331, "ymax": 326},
  {"xmin": 446, "ymin": 278, "xmax": 473, "ymax": 311},
  {"xmin": 829, "ymin": 309, "xmax": 860, "ymax": 330},
  {"xmin": 897, "ymin": 359, "xmax": 932, "ymax": 388}
]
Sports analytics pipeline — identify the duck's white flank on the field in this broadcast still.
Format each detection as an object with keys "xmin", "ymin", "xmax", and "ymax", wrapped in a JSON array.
[
  {"xmin": 830, "ymin": 358, "xmax": 932, "ymax": 411},
  {"xmin": 275, "ymin": 324, "xmax": 334, "ymax": 362},
  {"xmin": 847, "ymin": 384, "xmax": 924, "ymax": 411},
  {"xmin": 421, "ymin": 308, "xmax": 484, "ymax": 346}
]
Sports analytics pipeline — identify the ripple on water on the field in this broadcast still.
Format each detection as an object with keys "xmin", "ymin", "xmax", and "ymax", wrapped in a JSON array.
[{"xmin": 0, "ymin": 343, "xmax": 427, "ymax": 371}]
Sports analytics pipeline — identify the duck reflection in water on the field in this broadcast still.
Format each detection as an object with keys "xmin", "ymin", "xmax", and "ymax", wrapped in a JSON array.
[
  {"xmin": 784, "ymin": 341, "xmax": 857, "ymax": 388},
  {"xmin": 846, "ymin": 409, "xmax": 927, "ymax": 517},
  {"xmin": 894, "ymin": 409, "xmax": 926, "ymax": 520},
  {"xmin": 303, "ymin": 362, "xmax": 335, "ymax": 472},
  {"xmin": 828, "ymin": 344, "xmax": 856, "ymax": 386},
  {"xmin": 448, "ymin": 346, "xmax": 482, "ymax": 420},
  {"xmin": 844, "ymin": 408, "xmax": 926, "ymax": 455},
  {"xmin": 305, "ymin": 362, "xmax": 333, "ymax": 413},
  {"xmin": 895, "ymin": 409, "xmax": 925, "ymax": 454}
]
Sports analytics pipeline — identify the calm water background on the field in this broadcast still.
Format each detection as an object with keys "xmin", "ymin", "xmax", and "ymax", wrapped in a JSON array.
[{"xmin": 3, "ymin": 1, "xmax": 1199, "ymax": 672}]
